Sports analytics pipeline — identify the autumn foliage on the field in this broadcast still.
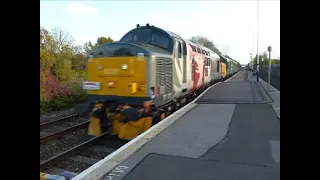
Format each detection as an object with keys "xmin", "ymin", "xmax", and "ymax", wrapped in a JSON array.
[{"xmin": 40, "ymin": 26, "xmax": 113, "ymax": 113}]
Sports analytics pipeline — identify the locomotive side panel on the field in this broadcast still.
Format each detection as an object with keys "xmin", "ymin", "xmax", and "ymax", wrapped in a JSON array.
[
  {"xmin": 221, "ymin": 62, "xmax": 227, "ymax": 79},
  {"xmin": 211, "ymin": 55, "xmax": 221, "ymax": 81}
]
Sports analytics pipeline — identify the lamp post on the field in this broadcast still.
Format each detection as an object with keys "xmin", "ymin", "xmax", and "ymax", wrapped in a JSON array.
[
  {"xmin": 248, "ymin": 28, "xmax": 254, "ymax": 71},
  {"xmin": 268, "ymin": 46, "xmax": 272, "ymax": 90},
  {"xmin": 256, "ymin": 0, "xmax": 260, "ymax": 82},
  {"xmin": 250, "ymin": 53, "xmax": 253, "ymax": 70}
]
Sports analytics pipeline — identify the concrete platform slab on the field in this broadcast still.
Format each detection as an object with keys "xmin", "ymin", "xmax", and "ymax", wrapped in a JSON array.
[
  {"xmin": 122, "ymin": 103, "xmax": 280, "ymax": 180},
  {"xmin": 123, "ymin": 153, "xmax": 280, "ymax": 180},
  {"xmin": 99, "ymin": 103, "xmax": 235, "ymax": 180},
  {"xmin": 201, "ymin": 104, "xmax": 280, "ymax": 167},
  {"xmin": 196, "ymin": 71, "xmax": 272, "ymax": 104}
]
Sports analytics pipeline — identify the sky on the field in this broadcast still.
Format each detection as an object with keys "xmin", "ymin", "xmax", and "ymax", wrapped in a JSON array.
[{"xmin": 40, "ymin": 0, "xmax": 280, "ymax": 64}]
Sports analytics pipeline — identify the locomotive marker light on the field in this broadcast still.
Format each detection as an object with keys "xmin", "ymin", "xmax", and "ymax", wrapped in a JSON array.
[
  {"xmin": 137, "ymin": 53, "xmax": 144, "ymax": 61},
  {"xmin": 122, "ymin": 64, "xmax": 128, "ymax": 70},
  {"xmin": 267, "ymin": 46, "xmax": 272, "ymax": 90}
]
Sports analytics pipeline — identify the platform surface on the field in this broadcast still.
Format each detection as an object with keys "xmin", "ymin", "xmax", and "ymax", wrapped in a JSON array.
[{"xmin": 74, "ymin": 71, "xmax": 280, "ymax": 180}]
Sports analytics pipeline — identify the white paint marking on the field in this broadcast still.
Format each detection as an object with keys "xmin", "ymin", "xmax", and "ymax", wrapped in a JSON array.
[
  {"xmin": 269, "ymin": 140, "xmax": 280, "ymax": 164},
  {"xmin": 72, "ymin": 72, "xmax": 240, "ymax": 180},
  {"xmin": 272, "ymin": 107, "xmax": 280, "ymax": 110}
]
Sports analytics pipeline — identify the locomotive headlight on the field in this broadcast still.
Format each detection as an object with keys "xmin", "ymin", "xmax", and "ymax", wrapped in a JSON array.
[
  {"xmin": 97, "ymin": 65, "xmax": 103, "ymax": 70},
  {"xmin": 122, "ymin": 64, "xmax": 128, "ymax": 70},
  {"xmin": 108, "ymin": 81, "xmax": 115, "ymax": 87}
]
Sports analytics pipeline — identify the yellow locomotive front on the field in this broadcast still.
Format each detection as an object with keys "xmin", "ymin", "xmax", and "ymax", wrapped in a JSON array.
[
  {"xmin": 83, "ymin": 43, "xmax": 150, "ymax": 105},
  {"xmin": 82, "ymin": 42, "xmax": 156, "ymax": 140}
]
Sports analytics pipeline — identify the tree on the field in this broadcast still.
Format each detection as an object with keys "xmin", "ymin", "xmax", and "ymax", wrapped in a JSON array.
[
  {"xmin": 190, "ymin": 36, "xmax": 222, "ymax": 55},
  {"xmin": 83, "ymin": 41, "xmax": 94, "ymax": 54},
  {"xmin": 40, "ymin": 26, "xmax": 115, "ymax": 81},
  {"xmin": 49, "ymin": 28, "xmax": 75, "ymax": 81},
  {"xmin": 51, "ymin": 28, "xmax": 74, "ymax": 54},
  {"xmin": 40, "ymin": 27, "xmax": 57, "ymax": 69},
  {"xmin": 72, "ymin": 45, "xmax": 87, "ymax": 71},
  {"xmin": 83, "ymin": 37, "xmax": 114, "ymax": 53},
  {"xmin": 253, "ymin": 54, "xmax": 280, "ymax": 66},
  {"xmin": 95, "ymin": 36, "xmax": 113, "ymax": 47},
  {"xmin": 40, "ymin": 27, "xmax": 86, "ymax": 81}
]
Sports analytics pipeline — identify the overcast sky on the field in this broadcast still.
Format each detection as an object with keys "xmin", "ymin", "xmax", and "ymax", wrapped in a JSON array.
[{"xmin": 40, "ymin": 0, "xmax": 280, "ymax": 64}]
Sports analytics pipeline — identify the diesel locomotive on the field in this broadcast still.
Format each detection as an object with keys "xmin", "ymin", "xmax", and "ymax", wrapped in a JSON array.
[{"xmin": 82, "ymin": 24, "xmax": 240, "ymax": 140}]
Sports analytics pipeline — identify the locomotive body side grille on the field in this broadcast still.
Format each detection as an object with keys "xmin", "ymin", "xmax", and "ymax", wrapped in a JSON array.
[{"xmin": 156, "ymin": 57, "xmax": 173, "ymax": 94}]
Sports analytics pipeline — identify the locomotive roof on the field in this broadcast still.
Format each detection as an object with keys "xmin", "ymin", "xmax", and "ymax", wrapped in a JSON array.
[
  {"xmin": 126, "ymin": 25, "xmax": 184, "ymax": 41},
  {"xmin": 129, "ymin": 25, "xmax": 203, "ymax": 46},
  {"xmin": 123, "ymin": 25, "xmax": 239, "ymax": 63},
  {"xmin": 166, "ymin": 31, "xmax": 184, "ymax": 41},
  {"xmin": 185, "ymin": 40, "xmax": 201, "ymax": 48}
]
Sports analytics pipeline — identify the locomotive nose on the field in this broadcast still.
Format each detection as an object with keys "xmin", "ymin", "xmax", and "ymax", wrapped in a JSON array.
[{"xmin": 85, "ymin": 42, "xmax": 149, "ymax": 104}]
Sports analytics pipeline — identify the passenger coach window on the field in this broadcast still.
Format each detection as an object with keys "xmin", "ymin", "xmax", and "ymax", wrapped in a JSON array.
[
  {"xmin": 206, "ymin": 58, "xmax": 211, "ymax": 66},
  {"xmin": 151, "ymin": 31, "xmax": 169, "ymax": 49},
  {"xmin": 133, "ymin": 29, "xmax": 151, "ymax": 43},
  {"xmin": 191, "ymin": 45, "xmax": 196, "ymax": 52}
]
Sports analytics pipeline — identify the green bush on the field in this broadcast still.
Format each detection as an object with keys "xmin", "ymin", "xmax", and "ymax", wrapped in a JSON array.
[{"xmin": 40, "ymin": 95, "xmax": 49, "ymax": 114}]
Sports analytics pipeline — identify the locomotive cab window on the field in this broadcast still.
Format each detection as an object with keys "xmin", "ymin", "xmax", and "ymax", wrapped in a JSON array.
[
  {"xmin": 150, "ymin": 30, "xmax": 169, "ymax": 49},
  {"xmin": 90, "ymin": 44, "xmax": 140, "ymax": 57},
  {"xmin": 120, "ymin": 32, "xmax": 133, "ymax": 42},
  {"xmin": 133, "ymin": 28, "xmax": 151, "ymax": 43},
  {"xmin": 120, "ymin": 28, "xmax": 170, "ymax": 51}
]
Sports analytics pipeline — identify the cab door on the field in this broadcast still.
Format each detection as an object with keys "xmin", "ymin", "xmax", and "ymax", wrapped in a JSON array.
[{"xmin": 174, "ymin": 39, "xmax": 187, "ymax": 91}]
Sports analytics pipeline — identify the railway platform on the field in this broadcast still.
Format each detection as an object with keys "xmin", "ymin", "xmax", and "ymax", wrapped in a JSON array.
[{"xmin": 72, "ymin": 71, "xmax": 280, "ymax": 180}]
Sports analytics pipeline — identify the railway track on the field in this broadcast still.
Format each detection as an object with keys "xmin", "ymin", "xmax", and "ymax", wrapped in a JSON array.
[
  {"xmin": 40, "ymin": 114, "xmax": 92, "ymax": 162},
  {"xmin": 40, "ymin": 113, "xmax": 127, "ymax": 179},
  {"xmin": 40, "ymin": 132, "xmax": 126, "ymax": 178},
  {"xmin": 40, "ymin": 121, "xmax": 89, "ymax": 143},
  {"xmin": 40, "ymin": 113, "xmax": 90, "ymax": 142},
  {"xmin": 40, "ymin": 114, "xmax": 78, "ymax": 130}
]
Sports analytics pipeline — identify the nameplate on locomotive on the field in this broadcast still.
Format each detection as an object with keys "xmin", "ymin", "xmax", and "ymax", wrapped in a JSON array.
[{"xmin": 104, "ymin": 68, "xmax": 120, "ymax": 75}]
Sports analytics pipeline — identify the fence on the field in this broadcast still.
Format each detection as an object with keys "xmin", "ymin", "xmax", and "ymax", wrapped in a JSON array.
[{"xmin": 258, "ymin": 64, "xmax": 280, "ymax": 91}]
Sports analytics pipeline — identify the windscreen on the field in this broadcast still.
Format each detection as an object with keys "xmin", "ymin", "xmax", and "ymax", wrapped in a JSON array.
[{"xmin": 120, "ymin": 28, "xmax": 170, "ymax": 50}]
